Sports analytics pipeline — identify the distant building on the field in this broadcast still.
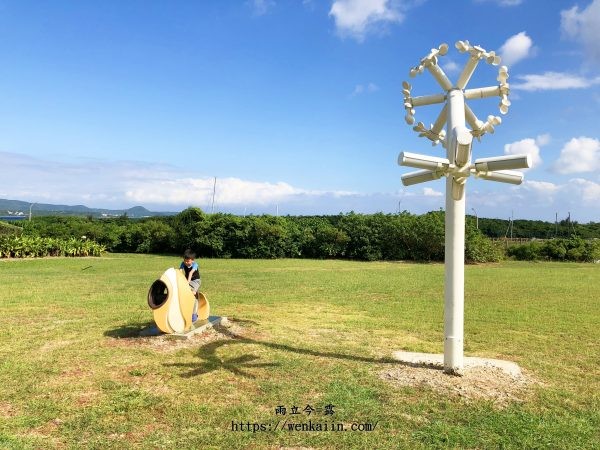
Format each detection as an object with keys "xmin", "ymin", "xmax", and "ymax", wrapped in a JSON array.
[{"xmin": 0, "ymin": 216, "xmax": 26, "ymax": 221}]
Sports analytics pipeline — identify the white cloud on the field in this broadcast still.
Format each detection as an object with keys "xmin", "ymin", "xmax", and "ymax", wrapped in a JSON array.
[
  {"xmin": 248, "ymin": 0, "xmax": 275, "ymax": 16},
  {"xmin": 509, "ymin": 180, "xmax": 559, "ymax": 208},
  {"xmin": 504, "ymin": 135, "xmax": 548, "ymax": 169},
  {"xmin": 329, "ymin": 0, "xmax": 404, "ymax": 41},
  {"xmin": 4, "ymin": 151, "xmax": 599, "ymax": 220},
  {"xmin": 554, "ymin": 137, "xmax": 600, "ymax": 174},
  {"xmin": 511, "ymin": 72, "xmax": 600, "ymax": 91},
  {"xmin": 535, "ymin": 133, "xmax": 551, "ymax": 147},
  {"xmin": 523, "ymin": 180, "xmax": 559, "ymax": 195},
  {"xmin": 422, "ymin": 187, "xmax": 443, "ymax": 197},
  {"xmin": 569, "ymin": 178, "xmax": 600, "ymax": 203},
  {"xmin": 518, "ymin": 179, "xmax": 579, "ymax": 208},
  {"xmin": 125, "ymin": 177, "xmax": 342, "ymax": 206},
  {"xmin": 522, "ymin": 177, "xmax": 600, "ymax": 205},
  {"xmin": 561, "ymin": 0, "xmax": 600, "ymax": 65},
  {"xmin": 470, "ymin": 176, "xmax": 600, "ymax": 221},
  {"xmin": 0, "ymin": 151, "xmax": 361, "ymax": 212},
  {"xmin": 499, "ymin": 31, "xmax": 535, "ymax": 66}
]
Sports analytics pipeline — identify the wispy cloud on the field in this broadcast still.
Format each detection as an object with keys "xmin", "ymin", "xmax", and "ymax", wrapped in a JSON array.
[
  {"xmin": 125, "ymin": 177, "xmax": 360, "ymax": 207},
  {"xmin": 423, "ymin": 187, "xmax": 443, "ymax": 197},
  {"xmin": 523, "ymin": 180, "xmax": 560, "ymax": 196},
  {"xmin": 473, "ymin": 0, "xmax": 523, "ymax": 6},
  {"xmin": 248, "ymin": 0, "xmax": 276, "ymax": 16},
  {"xmin": 520, "ymin": 178, "xmax": 600, "ymax": 207},
  {"xmin": 499, "ymin": 31, "xmax": 535, "ymax": 66},
  {"xmin": 351, "ymin": 82, "xmax": 379, "ymax": 96},
  {"xmin": 470, "ymin": 176, "xmax": 600, "ymax": 221},
  {"xmin": 442, "ymin": 59, "xmax": 460, "ymax": 74},
  {"xmin": 329, "ymin": 0, "xmax": 405, "ymax": 42},
  {"xmin": 561, "ymin": 0, "xmax": 600, "ymax": 66},
  {"xmin": 302, "ymin": 0, "xmax": 315, "ymax": 10},
  {"xmin": 0, "ymin": 151, "xmax": 359, "ymax": 212},
  {"xmin": 4, "ymin": 150, "xmax": 600, "ymax": 220},
  {"xmin": 569, "ymin": 178, "xmax": 600, "ymax": 203},
  {"xmin": 511, "ymin": 72, "xmax": 600, "ymax": 91}
]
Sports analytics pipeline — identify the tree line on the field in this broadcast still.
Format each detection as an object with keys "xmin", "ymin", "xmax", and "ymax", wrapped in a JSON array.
[
  {"xmin": 6, "ymin": 208, "xmax": 599, "ymax": 262},
  {"xmin": 477, "ymin": 215, "xmax": 600, "ymax": 239}
]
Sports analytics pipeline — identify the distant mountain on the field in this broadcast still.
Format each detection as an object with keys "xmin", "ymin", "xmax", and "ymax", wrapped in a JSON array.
[{"xmin": 0, "ymin": 198, "xmax": 174, "ymax": 218}]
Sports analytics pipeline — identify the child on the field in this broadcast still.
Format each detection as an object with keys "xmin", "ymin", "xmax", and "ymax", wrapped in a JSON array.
[{"xmin": 180, "ymin": 249, "xmax": 201, "ymax": 322}]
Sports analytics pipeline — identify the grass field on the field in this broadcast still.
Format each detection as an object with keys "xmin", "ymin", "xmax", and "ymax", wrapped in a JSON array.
[{"xmin": 1, "ymin": 254, "xmax": 599, "ymax": 449}]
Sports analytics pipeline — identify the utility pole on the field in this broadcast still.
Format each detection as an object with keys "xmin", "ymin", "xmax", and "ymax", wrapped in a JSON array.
[
  {"xmin": 510, "ymin": 210, "xmax": 514, "ymax": 239},
  {"xmin": 211, "ymin": 177, "xmax": 216, "ymax": 214},
  {"xmin": 471, "ymin": 207, "xmax": 478, "ymax": 229}
]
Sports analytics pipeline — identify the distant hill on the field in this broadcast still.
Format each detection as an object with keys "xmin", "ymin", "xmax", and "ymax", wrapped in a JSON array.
[{"xmin": 0, "ymin": 198, "xmax": 174, "ymax": 218}]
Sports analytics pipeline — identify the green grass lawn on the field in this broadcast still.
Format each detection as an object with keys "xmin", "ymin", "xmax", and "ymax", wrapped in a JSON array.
[{"xmin": 0, "ymin": 254, "xmax": 599, "ymax": 449}]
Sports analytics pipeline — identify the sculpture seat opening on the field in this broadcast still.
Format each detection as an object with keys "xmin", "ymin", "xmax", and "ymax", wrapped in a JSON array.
[{"xmin": 148, "ymin": 279, "xmax": 169, "ymax": 309}]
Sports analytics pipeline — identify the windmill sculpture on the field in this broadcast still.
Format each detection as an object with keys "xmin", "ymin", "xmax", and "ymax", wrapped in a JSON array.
[{"xmin": 398, "ymin": 41, "xmax": 531, "ymax": 374}]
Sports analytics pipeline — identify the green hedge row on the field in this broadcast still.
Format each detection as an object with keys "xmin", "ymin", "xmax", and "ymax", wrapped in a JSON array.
[
  {"xmin": 15, "ymin": 209, "xmax": 502, "ymax": 263},
  {"xmin": 11, "ymin": 209, "xmax": 598, "ymax": 262},
  {"xmin": 0, "ymin": 236, "xmax": 105, "ymax": 258},
  {"xmin": 507, "ymin": 237, "xmax": 600, "ymax": 262}
]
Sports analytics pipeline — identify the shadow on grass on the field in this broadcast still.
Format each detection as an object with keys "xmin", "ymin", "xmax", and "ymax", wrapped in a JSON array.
[
  {"xmin": 164, "ymin": 318, "xmax": 412, "ymax": 379},
  {"xmin": 104, "ymin": 321, "xmax": 155, "ymax": 338}
]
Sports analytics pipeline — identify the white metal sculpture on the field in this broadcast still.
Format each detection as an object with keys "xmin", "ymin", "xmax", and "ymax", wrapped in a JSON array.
[{"xmin": 398, "ymin": 41, "xmax": 530, "ymax": 374}]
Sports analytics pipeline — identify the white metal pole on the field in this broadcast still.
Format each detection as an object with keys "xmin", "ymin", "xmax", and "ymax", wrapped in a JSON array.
[
  {"xmin": 399, "ymin": 41, "xmax": 521, "ymax": 375},
  {"xmin": 444, "ymin": 89, "xmax": 466, "ymax": 374}
]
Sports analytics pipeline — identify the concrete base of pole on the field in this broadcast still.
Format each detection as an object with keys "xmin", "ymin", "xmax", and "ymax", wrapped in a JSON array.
[
  {"xmin": 444, "ymin": 336, "xmax": 464, "ymax": 374},
  {"xmin": 392, "ymin": 351, "xmax": 521, "ymax": 378}
]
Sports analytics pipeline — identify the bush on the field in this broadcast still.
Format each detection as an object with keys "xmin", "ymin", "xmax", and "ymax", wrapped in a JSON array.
[
  {"xmin": 508, "ymin": 237, "xmax": 600, "ymax": 262},
  {"xmin": 465, "ymin": 228, "xmax": 504, "ymax": 263},
  {"xmin": 412, "ymin": 211, "xmax": 445, "ymax": 261},
  {"xmin": 0, "ymin": 236, "xmax": 105, "ymax": 258},
  {"xmin": 507, "ymin": 241, "xmax": 543, "ymax": 261},
  {"xmin": 0, "ymin": 221, "xmax": 23, "ymax": 236}
]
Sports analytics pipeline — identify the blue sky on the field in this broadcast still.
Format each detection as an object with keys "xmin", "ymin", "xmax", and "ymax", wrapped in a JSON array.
[{"xmin": 1, "ymin": 0, "xmax": 600, "ymax": 222}]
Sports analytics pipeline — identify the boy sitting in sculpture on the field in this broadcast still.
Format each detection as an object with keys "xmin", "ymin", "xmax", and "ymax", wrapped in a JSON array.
[{"xmin": 180, "ymin": 249, "xmax": 201, "ymax": 321}]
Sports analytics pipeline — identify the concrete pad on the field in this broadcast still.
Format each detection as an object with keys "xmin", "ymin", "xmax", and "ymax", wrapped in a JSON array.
[
  {"xmin": 392, "ymin": 351, "xmax": 522, "ymax": 378},
  {"xmin": 139, "ymin": 316, "xmax": 223, "ymax": 339}
]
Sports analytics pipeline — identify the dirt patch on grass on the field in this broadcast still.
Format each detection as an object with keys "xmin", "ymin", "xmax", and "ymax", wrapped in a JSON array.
[
  {"xmin": 0, "ymin": 401, "xmax": 19, "ymax": 417},
  {"xmin": 381, "ymin": 365, "xmax": 538, "ymax": 406},
  {"xmin": 104, "ymin": 320, "xmax": 249, "ymax": 353},
  {"xmin": 74, "ymin": 389, "xmax": 102, "ymax": 407}
]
